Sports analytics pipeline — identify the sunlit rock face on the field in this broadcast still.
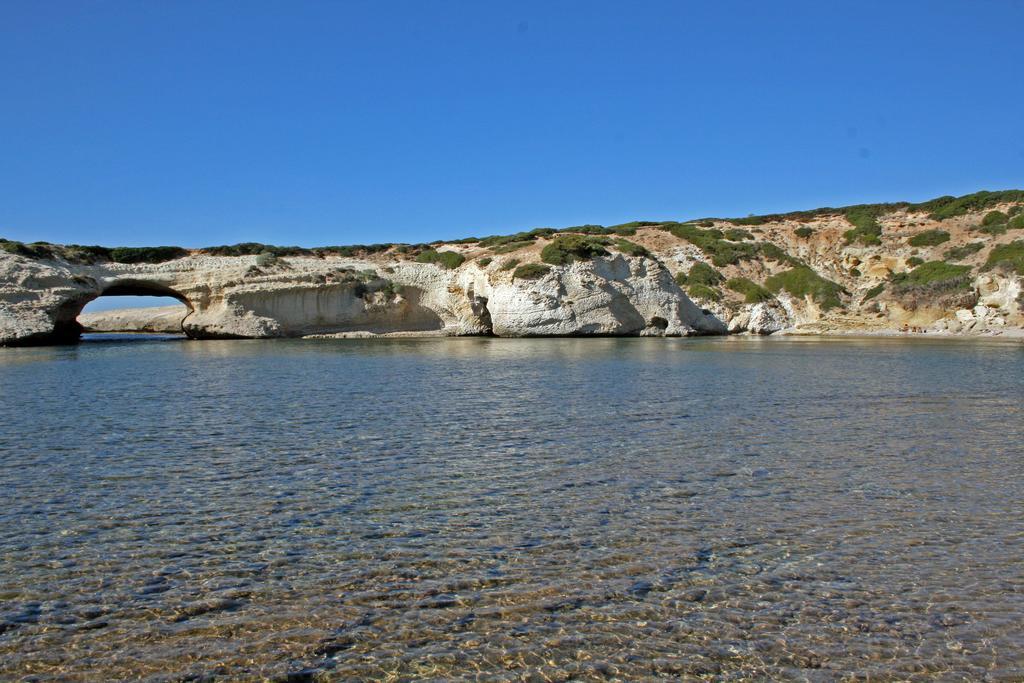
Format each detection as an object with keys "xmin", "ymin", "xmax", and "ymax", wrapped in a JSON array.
[
  {"xmin": 484, "ymin": 256, "xmax": 724, "ymax": 337},
  {"xmin": 78, "ymin": 305, "xmax": 188, "ymax": 334},
  {"xmin": 0, "ymin": 250, "xmax": 724, "ymax": 345}
]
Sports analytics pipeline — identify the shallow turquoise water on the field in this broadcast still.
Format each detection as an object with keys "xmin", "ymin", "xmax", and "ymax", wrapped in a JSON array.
[{"xmin": 1, "ymin": 336, "xmax": 1023, "ymax": 680}]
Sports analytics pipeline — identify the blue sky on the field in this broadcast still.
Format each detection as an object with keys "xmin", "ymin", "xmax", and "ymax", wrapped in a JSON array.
[{"xmin": 3, "ymin": 0, "xmax": 1023, "ymax": 250}]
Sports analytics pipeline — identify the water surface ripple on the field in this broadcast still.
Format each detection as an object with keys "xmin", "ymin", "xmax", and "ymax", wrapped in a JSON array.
[{"xmin": 1, "ymin": 336, "xmax": 1022, "ymax": 680}]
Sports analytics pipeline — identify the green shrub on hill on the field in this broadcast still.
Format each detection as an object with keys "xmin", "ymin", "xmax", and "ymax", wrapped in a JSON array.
[
  {"xmin": 478, "ymin": 228, "xmax": 556, "ymax": 249},
  {"xmin": 490, "ymin": 240, "xmax": 534, "ymax": 254},
  {"xmin": 1, "ymin": 239, "xmax": 191, "ymax": 264},
  {"xmin": 500, "ymin": 258, "xmax": 520, "ymax": 271},
  {"xmin": 861, "ymin": 282, "xmax": 886, "ymax": 302},
  {"xmin": 944, "ymin": 242, "xmax": 984, "ymax": 261},
  {"xmin": 918, "ymin": 191, "xmax": 1024, "ymax": 220},
  {"xmin": 982, "ymin": 210, "xmax": 1008, "ymax": 226},
  {"xmin": 1, "ymin": 239, "xmax": 58, "ymax": 260},
  {"xmin": 540, "ymin": 234, "xmax": 610, "ymax": 265},
  {"xmin": 794, "ymin": 227, "xmax": 814, "ymax": 238},
  {"xmin": 907, "ymin": 256, "xmax": 925, "ymax": 267},
  {"xmin": 612, "ymin": 238, "xmax": 649, "ymax": 257},
  {"xmin": 204, "ymin": 243, "xmax": 306, "ymax": 257},
  {"xmin": 512, "ymin": 263, "xmax": 551, "ymax": 280},
  {"xmin": 608, "ymin": 221, "xmax": 660, "ymax": 233},
  {"xmin": 728, "ymin": 215, "xmax": 768, "ymax": 226},
  {"xmin": 842, "ymin": 205, "xmax": 886, "ymax": 245},
  {"xmin": 725, "ymin": 277, "xmax": 774, "ymax": 303},
  {"xmin": 642, "ymin": 190, "xmax": 1024, "ymax": 233},
  {"xmin": 765, "ymin": 266, "xmax": 845, "ymax": 310},
  {"xmin": 477, "ymin": 257, "xmax": 492, "ymax": 267},
  {"xmin": 725, "ymin": 228, "xmax": 753, "ymax": 241},
  {"xmin": 559, "ymin": 224, "xmax": 612, "ymax": 235},
  {"xmin": 677, "ymin": 262, "xmax": 723, "ymax": 287},
  {"xmin": 109, "ymin": 246, "xmax": 190, "ymax": 263},
  {"xmin": 415, "ymin": 249, "xmax": 465, "ymax": 269},
  {"xmin": 660, "ymin": 222, "xmax": 760, "ymax": 267},
  {"xmin": 891, "ymin": 261, "xmax": 972, "ymax": 293},
  {"xmin": 908, "ymin": 230, "xmax": 950, "ymax": 247},
  {"xmin": 62, "ymin": 245, "xmax": 113, "ymax": 263},
  {"xmin": 984, "ymin": 240, "xmax": 1024, "ymax": 275},
  {"xmin": 758, "ymin": 242, "xmax": 801, "ymax": 266},
  {"xmin": 977, "ymin": 211, "xmax": 1010, "ymax": 234},
  {"xmin": 978, "ymin": 225, "xmax": 1008, "ymax": 236},
  {"xmin": 685, "ymin": 283, "xmax": 722, "ymax": 301}
]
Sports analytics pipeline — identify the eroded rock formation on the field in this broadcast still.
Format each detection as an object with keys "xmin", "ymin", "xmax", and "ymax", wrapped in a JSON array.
[{"xmin": 0, "ymin": 249, "xmax": 725, "ymax": 345}]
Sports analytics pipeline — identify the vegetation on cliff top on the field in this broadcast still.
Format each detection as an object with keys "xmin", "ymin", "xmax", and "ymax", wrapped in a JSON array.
[
  {"xmin": 0, "ymin": 239, "xmax": 189, "ymax": 264},
  {"xmin": 415, "ymin": 249, "xmax": 466, "ymax": 269},
  {"xmin": 723, "ymin": 189, "xmax": 1024, "ymax": 227},
  {"xmin": 540, "ymin": 234, "xmax": 610, "ymax": 265},
  {"xmin": 3, "ymin": 189, "xmax": 1022, "ymax": 267}
]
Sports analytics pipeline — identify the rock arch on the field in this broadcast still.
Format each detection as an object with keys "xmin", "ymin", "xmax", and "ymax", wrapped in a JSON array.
[{"xmin": 55, "ymin": 280, "xmax": 194, "ymax": 343}]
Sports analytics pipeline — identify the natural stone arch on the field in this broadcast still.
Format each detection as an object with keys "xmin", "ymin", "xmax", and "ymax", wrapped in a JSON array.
[{"xmin": 56, "ymin": 280, "xmax": 194, "ymax": 343}]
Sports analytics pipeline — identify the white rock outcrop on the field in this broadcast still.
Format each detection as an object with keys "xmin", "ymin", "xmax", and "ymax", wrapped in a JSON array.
[
  {"xmin": 0, "ymin": 250, "xmax": 725, "ymax": 345},
  {"xmin": 727, "ymin": 302, "xmax": 791, "ymax": 335},
  {"xmin": 79, "ymin": 305, "xmax": 188, "ymax": 333}
]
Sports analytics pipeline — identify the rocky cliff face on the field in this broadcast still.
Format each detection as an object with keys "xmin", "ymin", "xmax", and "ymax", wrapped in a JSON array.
[
  {"xmin": 3, "ymin": 191, "xmax": 1023, "ymax": 345},
  {"xmin": 0, "ymin": 247, "xmax": 725, "ymax": 345}
]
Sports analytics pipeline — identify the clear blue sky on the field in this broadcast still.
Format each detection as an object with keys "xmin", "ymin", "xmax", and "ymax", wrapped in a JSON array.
[{"xmin": 3, "ymin": 0, "xmax": 1023, "ymax": 249}]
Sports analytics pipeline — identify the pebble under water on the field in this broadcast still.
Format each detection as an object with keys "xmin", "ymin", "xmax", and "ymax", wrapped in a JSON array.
[{"xmin": 1, "ymin": 335, "xmax": 1022, "ymax": 681}]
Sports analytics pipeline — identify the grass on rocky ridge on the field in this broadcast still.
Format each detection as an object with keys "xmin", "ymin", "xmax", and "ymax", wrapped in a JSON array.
[{"xmin": 5, "ymin": 190, "xmax": 1023, "ymax": 267}]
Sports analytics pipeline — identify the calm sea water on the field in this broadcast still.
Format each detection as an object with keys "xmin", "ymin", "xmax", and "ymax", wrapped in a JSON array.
[{"xmin": 1, "ymin": 335, "xmax": 1022, "ymax": 681}]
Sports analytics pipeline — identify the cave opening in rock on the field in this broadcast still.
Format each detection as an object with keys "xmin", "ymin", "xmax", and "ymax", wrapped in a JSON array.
[{"xmin": 70, "ymin": 283, "xmax": 193, "ymax": 340}]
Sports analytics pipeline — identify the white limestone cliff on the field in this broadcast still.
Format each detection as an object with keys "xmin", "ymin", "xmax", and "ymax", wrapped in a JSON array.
[{"xmin": 0, "ymin": 249, "xmax": 725, "ymax": 345}]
